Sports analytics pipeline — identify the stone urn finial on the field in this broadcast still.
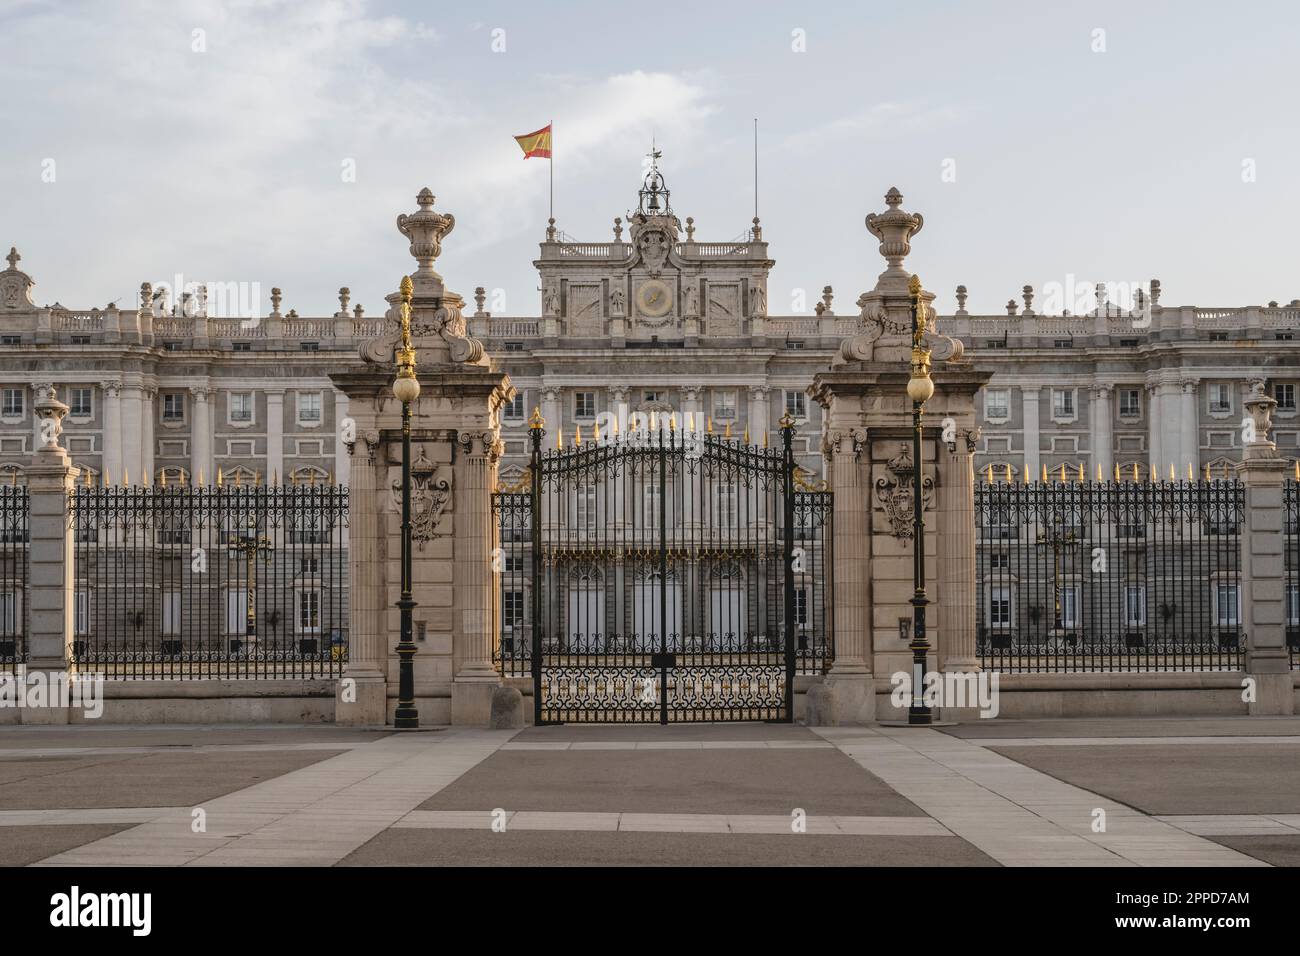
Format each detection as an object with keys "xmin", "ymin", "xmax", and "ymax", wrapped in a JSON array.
[
  {"xmin": 34, "ymin": 385, "xmax": 69, "ymax": 452},
  {"xmin": 396, "ymin": 187, "xmax": 456, "ymax": 283},
  {"xmin": 865, "ymin": 186, "xmax": 924, "ymax": 291},
  {"xmin": 1244, "ymin": 380, "xmax": 1278, "ymax": 458}
]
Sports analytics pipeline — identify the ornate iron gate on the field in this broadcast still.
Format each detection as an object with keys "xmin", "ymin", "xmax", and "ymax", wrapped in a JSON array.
[{"xmin": 494, "ymin": 414, "xmax": 831, "ymax": 724}]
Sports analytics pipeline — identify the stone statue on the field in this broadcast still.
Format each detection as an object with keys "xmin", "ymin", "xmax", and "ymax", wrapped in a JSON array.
[
  {"xmin": 610, "ymin": 287, "xmax": 626, "ymax": 317},
  {"xmin": 749, "ymin": 284, "xmax": 766, "ymax": 317},
  {"xmin": 683, "ymin": 283, "xmax": 699, "ymax": 317},
  {"xmin": 543, "ymin": 284, "xmax": 560, "ymax": 316}
]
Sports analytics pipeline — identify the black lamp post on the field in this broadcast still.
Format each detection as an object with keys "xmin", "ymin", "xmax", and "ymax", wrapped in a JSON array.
[
  {"xmin": 906, "ymin": 274, "xmax": 935, "ymax": 725},
  {"xmin": 392, "ymin": 275, "xmax": 420, "ymax": 728}
]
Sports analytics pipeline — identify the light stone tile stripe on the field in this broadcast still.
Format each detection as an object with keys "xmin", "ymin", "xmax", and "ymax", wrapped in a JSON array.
[
  {"xmin": 392, "ymin": 809, "xmax": 950, "ymax": 836},
  {"xmin": 812, "ymin": 727, "xmax": 1268, "ymax": 868},
  {"xmin": 0, "ymin": 808, "xmax": 187, "ymax": 826},
  {"xmin": 499, "ymin": 740, "xmax": 834, "ymax": 751},
  {"xmin": 32, "ymin": 729, "xmax": 517, "ymax": 867},
  {"xmin": 965, "ymin": 736, "xmax": 1300, "ymax": 748},
  {"xmin": 1155, "ymin": 814, "xmax": 1300, "ymax": 835},
  {"xmin": 0, "ymin": 742, "xmax": 374, "ymax": 759}
]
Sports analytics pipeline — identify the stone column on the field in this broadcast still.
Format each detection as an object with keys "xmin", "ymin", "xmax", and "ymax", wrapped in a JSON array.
[
  {"xmin": 747, "ymin": 384, "xmax": 771, "ymax": 445},
  {"xmin": 189, "ymin": 385, "xmax": 213, "ymax": 485},
  {"xmin": 337, "ymin": 422, "xmax": 386, "ymax": 724},
  {"xmin": 119, "ymin": 385, "xmax": 144, "ymax": 484},
  {"xmin": 100, "ymin": 381, "xmax": 122, "ymax": 487},
  {"xmin": 1146, "ymin": 382, "xmax": 1161, "ymax": 472},
  {"xmin": 141, "ymin": 386, "xmax": 156, "ymax": 484},
  {"xmin": 334, "ymin": 393, "xmax": 350, "ymax": 487},
  {"xmin": 24, "ymin": 388, "xmax": 80, "ymax": 724},
  {"xmin": 1157, "ymin": 380, "xmax": 1180, "ymax": 474},
  {"xmin": 265, "ymin": 389, "xmax": 285, "ymax": 483},
  {"xmin": 1237, "ymin": 388, "xmax": 1293, "ymax": 714},
  {"xmin": 1021, "ymin": 386, "xmax": 1041, "ymax": 479},
  {"xmin": 938, "ymin": 432, "xmax": 979, "ymax": 673},
  {"xmin": 1092, "ymin": 384, "xmax": 1114, "ymax": 480},
  {"xmin": 452, "ymin": 430, "xmax": 503, "ymax": 722},
  {"xmin": 1180, "ymin": 378, "xmax": 1200, "ymax": 476},
  {"xmin": 540, "ymin": 387, "xmax": 560, "ymax": 439},
  {"xmin": 821, "ymin": 429, "xmax": 874, "ymax": 722}
]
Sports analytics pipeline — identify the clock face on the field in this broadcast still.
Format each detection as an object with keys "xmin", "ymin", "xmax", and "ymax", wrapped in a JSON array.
[{"xmin": 636, "ymin": 279, "xmax": 673, "ymax": 318}]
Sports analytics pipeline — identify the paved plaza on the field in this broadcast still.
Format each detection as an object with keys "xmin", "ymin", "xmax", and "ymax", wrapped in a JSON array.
[{"xmin": 0, "ymin": 717, "xmax": 1296, "ymax": 867}]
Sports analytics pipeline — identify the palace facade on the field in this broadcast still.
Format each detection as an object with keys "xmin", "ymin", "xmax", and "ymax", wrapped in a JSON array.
[{"xmin": 0, "ymin": 164, "xmax": 1297, "ymax": 486}]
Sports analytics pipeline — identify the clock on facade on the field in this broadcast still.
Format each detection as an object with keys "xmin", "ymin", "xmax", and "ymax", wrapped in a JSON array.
[{"xmin": 636, "ymin": 279, "xmax": 673, "ymax": 318}]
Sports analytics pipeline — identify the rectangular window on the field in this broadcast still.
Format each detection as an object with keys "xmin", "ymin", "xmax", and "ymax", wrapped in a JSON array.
[
  {"xmin": 502, "ymin": 589, "xmax": 525, "ymax": 630},
  {"xmin": 226, "ymin": 589, "xmax": 247, "ymax": 636},
  {"xmin": 574, "ymin": 484, "xmax": 597, "ymax": 528},
  {"xmin": 298, "ymin": 392, "xmax": 322, "ymax": 423},
  {"xmin": 299, "ymin": 341, "xmax": 319, "ymax": 351},
  {"xmin": 1119, "ymin": 389, "xmax": 1141, "ymax": 417},
  {"xmin": 71, "ymin": 335, "xmax": 92, "ymax": 345},
  {"xmin": 714, "ymin": 483, "xmax": 738, "ymax": 527},
  {"xmin": 162, "ymin": 392, "xmax": 185, "ymax": 422},
  {"xmin": 299, "ymin": 557, "xmax": 320, "ymax": 574},
  {"xmin": 232, "ymin": 342, "xmax": 252, "ymax": 352},
  {"xmin": 1215, "ymin": 583, "xmax": 1241, "ymax": 627},
  {"xmin": 1124, "ymin": 584, "xmax": 1146, "ymax": 627},
  {"xmin": 0, "ymin": 590, "xmax": 18, "ymax": 636},
  {"xmin": 1209, "ymin": 384, "xmax": 1232, "ymax": 413},
  {"xmin": 713, "ymin": 390, "xmax": 737, "ymax": 420},
  {"xmin": 988, "ymin": 552, "xmax": 1010, "ymax": 570},
  {"xmin": 1274, "ymin": 383, "xmax": 1296, "ymax": 411},
  {"xmin": 230, "ymin": 392, "xmax": 254, "ymax": 423},
  {"xmin": 161, "ymin": 591, "xmax": 182, "ymax": 636},
  {"xmin": 504, "ymin": 392, "xmax": 525, "ymax": 420},
  {"xmin": 784, "ymin": 390, "xmax": 807, "ymax": 420},
  {"xmin": 574, "ymin": 391, "xmax": 596, "ymax": 420},
  {"xmin": 988, "ymin": 586, "xmax": 1013, "ymax": 628},
  {"xmin": 1051, "ymin": 389, "xmax": 1075, "ymax": 419},
  {"xmin": 1288, "ymin": 585, "xmax": 1299, "ymax": 626},
  {"xmin": 69, "ymin": 387, "xmax": 92, "ymax": 417},
  {"xmin": 163, "ymin": 341, "xmax": 182, "ymax": 352},
  {"xmin": 1, "ymin": 336, "xmax": 19, "ymax": 346},
  {"xmin": 298, "ymin": 590, "xmax": 321, "ymax": 634},
  {"xmin": 1059, "ymin": 586, "xmax": 1080, "ymax": 629},
  {"xmin": 794, "ymin": 587, "xmax": 809, "ymax": 628},
  {"xmin": 75, "ymin": 591, "xmax": 89, "ymax": 636},
  {"xmin": 643, "ymin": 484, "xmax": 661, "ymax": 529},
  {"xmin": 1053, "ymin": 339, "xmax": 1073, "ymax": 349},
  {"xmin": 984, "ymin": 389, "xmax": 1010, "ymax": 421},
  {"xmin": 643, "ymin": 391, "xmax": 664, "ymax": 405},
  {"xmin": 1, "ymin": 389, "xmax": 23, "ymax": 418},
  {"xmin": 503, "ymin": 341, "xmax": 524, "ymax": 352}
]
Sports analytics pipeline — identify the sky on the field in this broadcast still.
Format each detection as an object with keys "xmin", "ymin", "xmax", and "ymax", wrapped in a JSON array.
[{"xmin": 2, "ymin": 0, "xmax": 1299, "ymax": 319}]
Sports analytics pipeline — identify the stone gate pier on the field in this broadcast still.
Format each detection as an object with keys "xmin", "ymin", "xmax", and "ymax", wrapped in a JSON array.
[
  {"xmin": 331, "ymin": 188, "xmax": 515, "ymax": 727},
  {"xmin": 810, "ymin": 188, "xmax": 991, "ymax": 724}
]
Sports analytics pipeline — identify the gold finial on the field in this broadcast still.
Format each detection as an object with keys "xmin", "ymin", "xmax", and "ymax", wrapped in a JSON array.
[
  {"xmin": 1294, "ymin": 459, "xmax": 1299, "ymax": 480},
  {"xmin": 1041, "ymin": 463, "xmax": 1047, "ymax": 483},
  {"xmin": 556, "ymin": 426, "xmax": 563, "ymax": 449},
  {"xmin": 1059, "ymin": 463, "xmax": 1066, "ymax": 482},
  {"xmin": 985, "ymin": 464, "xmax": 993, "ymax": 484},
  {"xmin": 179, "ymin": 469, "xmax": 187, "ymax": 487},
  {"xmin": 529, "ymin": 407, "xmax": 544, "ymax": 430},
  {"xmin": 1114, "ymin": 463, "xmax": 1120, "ymax": 482},
  {"xmin": 216, "ymin": 466, "xmax": 224, "ymax": 487},
  {"xmin": 743, "ymin": 426, "xmax": 749, "ymax": 444},
  {"xmin": 908, "ymin": 274, "xmax": 922, "ymax": 296},
  {"xmin": 194, "ymin": 467, "xmax": 202, "ymax": 487},
  {"xmin": 1096, "ymin": 462, "xmax": 1102, "ymax": 482},
  {"xmin": 592, "ymin": 420, "xmax": 601, "ymax": 442},
  {"xmin": 1187, "ymin": 461, "xmax": 1194, "ymax": 481},
  {"xmin": 611, "ymin": 415, "xmax": 620, "ymax": 437},
  {"xmin": 650, "ymin": 410, "xmax": 658, "ymax": 431},
  {"xmin": 1078, "ymin": 463, "xmax": 1085, "ymax": 481},
  {"xmin": 1023, "ymin": 463, "xmax": 1030, "ymax": 484},
  {"xmin": 271, "ymin": 469, "xmax": 278, "ymax": 487},
  {"xmin": 123, "ymin": 467, "xmax": 129, "ymax": 487},
  {"xmin": 84, "ymin": 469, "xmax": 91, "ymax": 488},
  {"xmin": 706, "ymin": 416, "xmax": 714, "ymax": 434},
  {"xmin": 1149, "ymin": 463, "xmax": 1156, "ymax": 483},
  {"xmin": 400, "ymin": 274, "xmax": 414, "ymax": 300},
  {"xmin": 160, "ymin": 469, "xmax": 168, "ymax": 488},
  {"xmin": 143, "ymin": 469, "xmax": 151, "ymax": 488},
  {"xmin": 669, "ymin": 412, "xmax": 677, "ymax": 432},
  {"xmin": 724, "ymin": 420, "xmax": 731, "ymax": 439},
  {"xmin": 685, "ymin": 411, "xmax": 694, "ymax": 433},
  {"xmin": 762, "ymin": 430, "xmax": 769, "ymax": 449},
  {"xmin": 1205, "ymin": 462, "xmax": 1212, "ymax": 482},
  {"xmin": 257, "ymin": 469, "xmax": 264, "ymax": 485},
  {"xmin": 1005, "ymin": 463, "xmax": 1013, "ymax": 483},
  {"xmin": 574, "ymin": 425, "xmax": 582, "ymax": 446},
  {"xmin": 1168, "ymin": 462, "xmax": 1175, "ymax": 482},
  {"xmin": 1132, "ymin": 462, "xmax": 1139, "ymax": 482},
  {"xmin": 778, "ymin": 411, "xmax": 795, "ymax": 430}
]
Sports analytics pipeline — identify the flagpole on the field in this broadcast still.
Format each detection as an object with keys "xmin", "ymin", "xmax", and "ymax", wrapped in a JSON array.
[{"xmin": 549, "ymin": 118, "xmax": 554, "ymax": 223}]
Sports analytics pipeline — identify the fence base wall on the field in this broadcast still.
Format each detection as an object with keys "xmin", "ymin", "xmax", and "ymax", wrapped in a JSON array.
[{"xmin": 865, "ymin": 672, "xmax": 1296, "ymax": 720}]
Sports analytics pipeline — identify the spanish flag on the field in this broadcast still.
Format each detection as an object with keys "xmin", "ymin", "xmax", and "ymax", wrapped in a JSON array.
[{"xmin": 513, "ymin": 123, "xmax": 553, "ymax": 159}]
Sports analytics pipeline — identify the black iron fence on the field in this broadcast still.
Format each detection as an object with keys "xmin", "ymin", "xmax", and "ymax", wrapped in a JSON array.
[
  {"xmin": 1287, "ymin": 478, "xmax": 1298, "ymax": 668},
  {"xmin": 975, "ymin": 479, "xmax": 1244, "ymax": 672},
  {"xmin": 70, "ymin": 481, "xmax": 349, "ymax": 679},
  {"xmin": 0, "ymin": 485, "xmax": 27, "ymax": 674}
]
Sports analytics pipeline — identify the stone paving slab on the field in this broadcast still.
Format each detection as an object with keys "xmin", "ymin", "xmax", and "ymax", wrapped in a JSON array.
[
  {"xmin": 0, "ymin": 825, "xmax": 135, "ymax": 867},
  {"xmin": 511, "ymin": 724, "xmax": 819, "ymax": 742},
  {"xmin": 0, "ymin": 749, "xmax": 349, "ymax": 809},
  {"xmin": 943, "ymin": 716, "xmax": 1300, "ymax": 739},
  {"xmin": 987, "ymin": 743, "xmax": 1300, "ymax": 815},
  {"xmin": 418, "ymin": 745, "xmax": 927, "ymax": 816},
  {"xmin": 337, "ymin": 829, "xmax": 998, "ymax": 866},
  {"xmin": 815, "ymin": 726, "xmax": 1266, "ymax": 867},
  {"xmin": 34, "ymin": 730, "xmax": 513, "ymax": 867}
]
